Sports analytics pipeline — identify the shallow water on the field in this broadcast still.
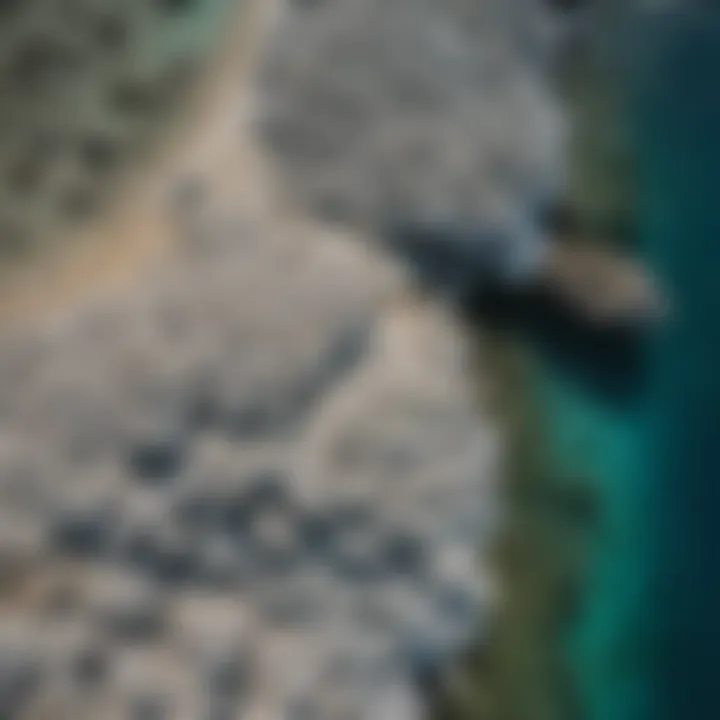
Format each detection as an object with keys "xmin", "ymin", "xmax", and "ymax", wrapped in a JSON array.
[{"xmin": 464, "ymin": 275, "xmax": 648, "ymax": 720}]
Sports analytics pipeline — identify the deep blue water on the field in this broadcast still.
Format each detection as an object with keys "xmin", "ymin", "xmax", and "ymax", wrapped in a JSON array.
[
  {"xmin": 637, "ymin": 11, "xmax": 720, "ymax": 720},
  {"xmin": 529, "ymin": 10, "xmax": 720, "ymax": 720}
]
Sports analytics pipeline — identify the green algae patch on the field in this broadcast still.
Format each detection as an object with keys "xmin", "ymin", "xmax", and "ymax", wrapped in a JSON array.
[
  {"xmin": 560, "ymin": 59, "xmax": 638, "ymax": 247},
  {"xmin": 433, "ymin": 329, "xmax": 601, "ymax": 720}
]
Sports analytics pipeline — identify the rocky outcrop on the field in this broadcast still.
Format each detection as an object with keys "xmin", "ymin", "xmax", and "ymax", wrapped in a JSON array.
[
  {"xmin": 255, "ymin": 0, "xmax": 567, "ymax": 234},
  {"xmin": 0, "ymin": 196, "xmax": 499, "ymax": 719},
  {"xmin": 0, "ymin": 0, "xmax": 567, "ymax": 717}
]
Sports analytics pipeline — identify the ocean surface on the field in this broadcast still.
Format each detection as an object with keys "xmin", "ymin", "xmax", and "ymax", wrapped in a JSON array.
[
  {"xmin": 525, "ymin": 9, "xmax": 720, "ymax": 720},
  {"xmin": 638, "ymin": 11, "xmax": 720, "ymax": 720}
]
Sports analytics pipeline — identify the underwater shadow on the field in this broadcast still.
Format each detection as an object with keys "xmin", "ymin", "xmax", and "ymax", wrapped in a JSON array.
[
  {"xmin": 381, "ymin": 217, "xmax": 649, "ymax": 408},
  {"xmin": 467, "ymin": 285, "xmax": 648, "ymax": 407}
]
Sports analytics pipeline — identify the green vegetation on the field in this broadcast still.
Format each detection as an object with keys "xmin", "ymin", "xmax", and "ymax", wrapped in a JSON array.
[
  {"xmin": 559, "ymin": 35, "xmax": 639, "ymax": 248},
  {"xmin": 0, "ymin": 0, "xmax": 238, "ymax": 264},
  {"xmin": 433, "ymin": 330, "xmax": 599, "ymax": 720}
]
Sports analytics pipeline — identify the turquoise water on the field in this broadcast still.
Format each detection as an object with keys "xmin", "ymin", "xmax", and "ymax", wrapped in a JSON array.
[
  {"xmin": 528, "ymin": 9, "xmax": 720, "ymax": 720},
  {"xmin": 529, "ymin": 358, "xmax": 650, "ymax": 720}
]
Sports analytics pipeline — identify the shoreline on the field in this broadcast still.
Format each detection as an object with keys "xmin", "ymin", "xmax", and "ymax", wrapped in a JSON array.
[{"xmin": 433, "ymin": 9, "xmax": 641, "ymax": 718}]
